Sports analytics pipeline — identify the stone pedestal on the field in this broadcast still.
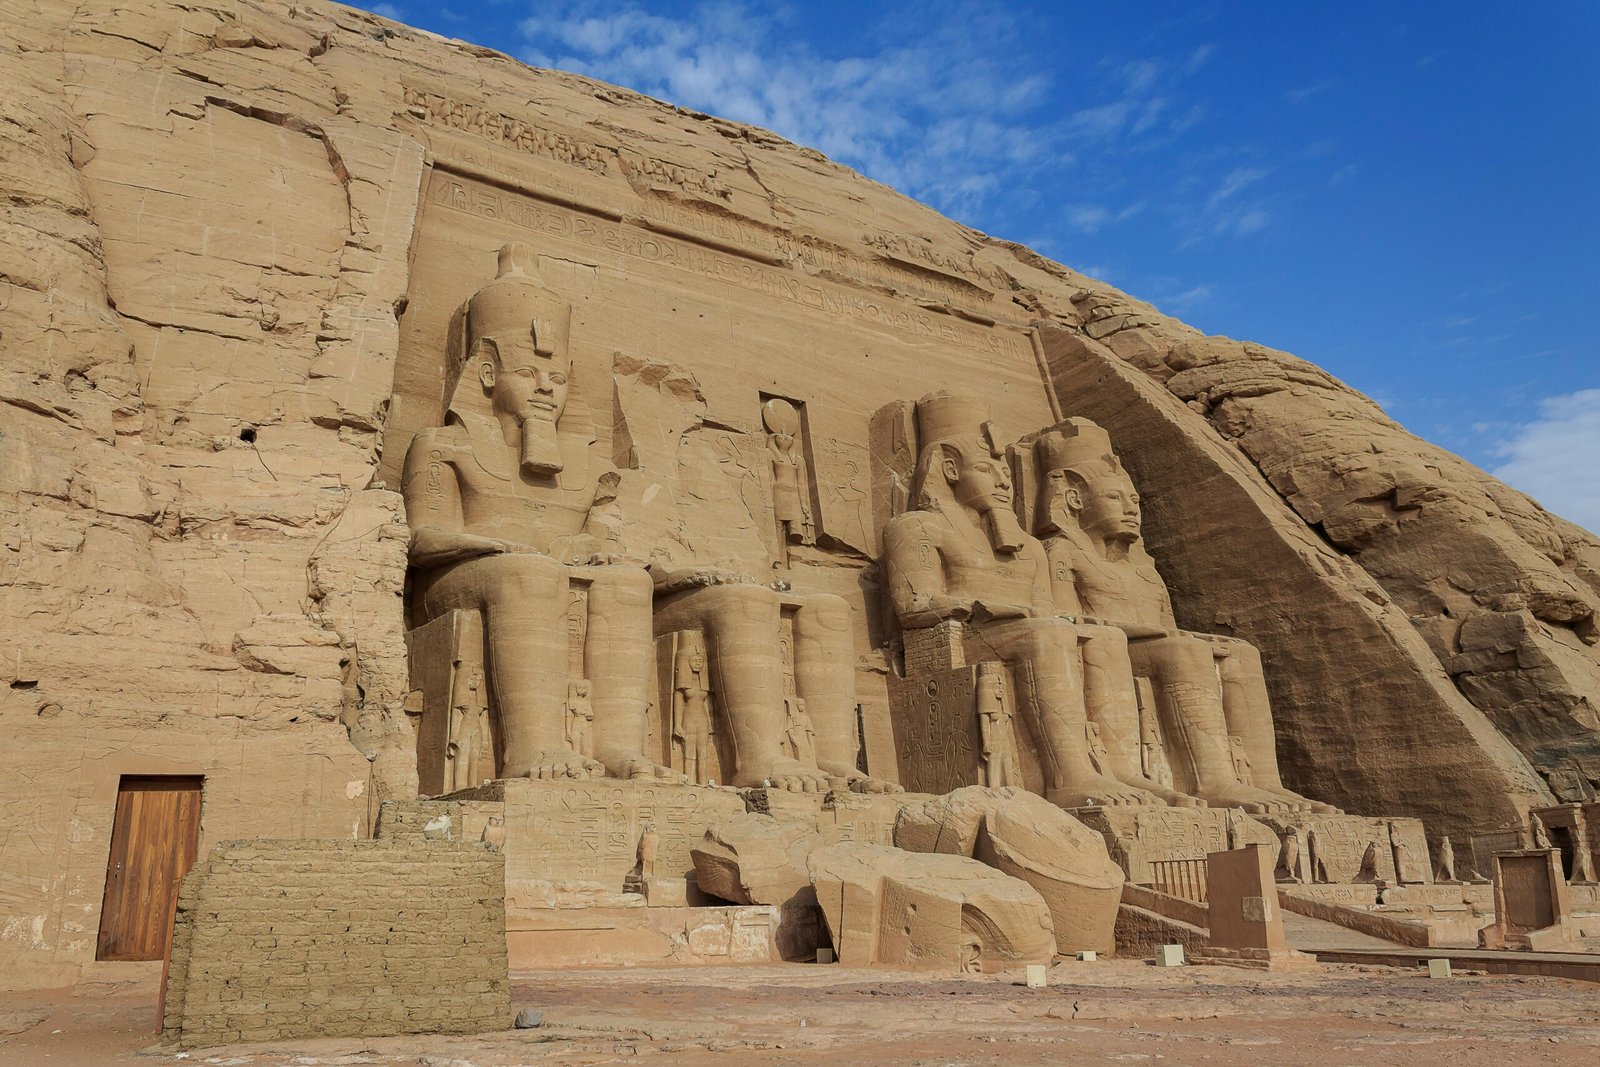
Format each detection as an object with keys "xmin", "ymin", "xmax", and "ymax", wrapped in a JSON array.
[{"xmin": 1482, "ymin": 848, "xmax": 1575, "ymax": 950}]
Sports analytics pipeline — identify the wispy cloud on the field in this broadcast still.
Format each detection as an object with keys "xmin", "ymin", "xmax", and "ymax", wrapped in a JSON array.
[
  {"xmin": 1207, "ymin": 166, "xmax": 1271, "ymax": 210},
  {"xmin": 1491, "ymin": 388, "xmax": 1600, "ymax": 533},
  {"xmin": 517, "ymin": 2, "xmax": 1213, "ymax": 225}
]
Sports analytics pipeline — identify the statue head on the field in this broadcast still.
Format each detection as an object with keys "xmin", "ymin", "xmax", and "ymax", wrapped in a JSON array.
[
  {"xmin": 976, "ymin": 661, "xmax": 1006, "ymax": 700},
  {"xmin": 448, "ymin": 243, "xmax": 575, "ymax": 477},
  {"xmin": 1032, "ymin": 419, "xmax": 1140, "ymax": 549},
  {"xmin": 910, "ymin": 392, "xmax": 1026, "ymax": 552}
]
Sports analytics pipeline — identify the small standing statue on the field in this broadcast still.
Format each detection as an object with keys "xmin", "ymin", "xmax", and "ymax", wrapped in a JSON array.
[
  {"xmin": 1435, "ymin": 835, "xmax": 1457, "ymax": 883},
  {"xmin": 1355, "ymin": 841, "xmax": 1380, "ymax": 883},
  {"xmin": 1228, "ymin": 735, "xmax": 1254, "ymax": 787},
  {"xmin": 1085, "ymin": 721, "xmax": 1114, "ymax": 777},
  {"xmin": 976, "ymin": 663, "xmax": 1020, "ymax": 788},
  {"xmin": 1276, "ymin": 831, "xmax": 1303, "ymax": 884},
  {"xmin": 565, "ymin": 680, "xmax": 595, "ymax": 762},
  {"xmin": 1305, "ymin": 826, "xmax": 1331, "ymax": 884},
  {"xmin": 1225, "ymin": 808, "xmax": 1244, "ymax": 851},
  {"xmin": 1531, "ymin": 816, "xmax": 1553, "ymax": 850},
  {"xmin": 637, "ymin": 823, "xmax": 660, "ymax": 883},
  {"xmin": 447, "ymin": 660, "xmax": 491, "ymax": 791},
  {"xmin": 763, "ymin": 398, "xmax": 816, "ymax": 547},
  {"xmin": 1574, "ymin": 843, "xmax": 1598, "ymax": 884},
  {"xmin": 672, "ymin": 633, "xmax": 716, "ymax": 784},
  {"xmin": 1390, "ymin": 822, "xmax": 1424, "ymax": 883},
  {"xmin": 785, "ymin": 696, "xmax": 817, "ymax": 765}
]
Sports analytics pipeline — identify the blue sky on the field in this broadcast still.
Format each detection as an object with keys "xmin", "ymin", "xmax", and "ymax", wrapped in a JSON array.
[{"xmin": 361, "ymin": 0, "xmax": 1600, "ymax": 531}]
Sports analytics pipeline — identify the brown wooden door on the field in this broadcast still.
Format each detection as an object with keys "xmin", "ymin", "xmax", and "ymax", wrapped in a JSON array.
[{"xmin": 95, "ymin": 776, "xmax": 203, "ymax": 961}]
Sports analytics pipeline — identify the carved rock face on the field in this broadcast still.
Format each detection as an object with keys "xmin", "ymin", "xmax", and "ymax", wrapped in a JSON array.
[
  {"xmin": 481, "ymin": 337, "xmax": 571, "ymax": 430},
  {"xmin": 1075, "ymin": 471, "xmax": 1142, "ymax": 544},
  {"xmin": 948, "ymin": 445, "xmax": 1013, "ymax": 513}
]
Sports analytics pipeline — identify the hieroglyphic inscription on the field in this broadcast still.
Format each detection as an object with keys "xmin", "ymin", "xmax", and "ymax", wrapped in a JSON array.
[
  {"xmin": 403, "ymin": 86, "xmax": 731, "ymax": 198},
  {"xmin": 497, "ymin": 780, "xmax": 744, "ymax": 890},
  {"xmin": 864, "ymin": 231, "xmax": 1009, "ymax": 291},
  {"xmin": 566, "ymin": 583, "xmax": 589, "ymax": 678},
  {"xmin": 425, "ymin": 173, "xmax": 1030, "ymax": 360},
  {"xmin": 1257, "ymin": 815, "xmax": 1407, "ymax": 884},
  {"xmin": 894, "ymin": 667, "xmax": 979, "ymax": 794}
]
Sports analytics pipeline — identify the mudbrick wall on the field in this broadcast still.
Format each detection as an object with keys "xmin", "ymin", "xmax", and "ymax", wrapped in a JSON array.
[{"xmin": 161, "ymin": 839, "xmax": 508, "ymax": 1048}]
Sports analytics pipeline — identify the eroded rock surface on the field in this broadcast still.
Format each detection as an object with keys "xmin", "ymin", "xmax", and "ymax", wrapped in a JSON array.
[{"xmin": 2, "ymin": 0, "xmax": 1593, "ymax": 987}]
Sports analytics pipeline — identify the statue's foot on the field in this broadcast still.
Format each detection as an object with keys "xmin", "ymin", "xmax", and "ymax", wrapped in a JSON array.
[
  {"xmin": 1260, "ymin": 784, "xmax": 1338, "ymax": 814},
  {"xmin": 1138, "ymin": 781, "xmax": 1207, "ymax": 808},
  {"xmin": 504, "ymin": 751, "xmax": 603, "ymax": 781},
  {"xmin": 1048, "ymin": 776, "xmax": 1166, "ymax": 809},
  {"xmin": 616, "ymin": 757, "xmax": 687, "ymax": 784},
  {"xmin": 818, "ymin": 763, "xmax": 903, "ymax": 794},
  {"xmin": 1198, "ymin": 784, "xmax": 1300, "ymax": 814},
  {"xmin": 735, "ymin": 757, "xmax": 832, "ymax": 793}
]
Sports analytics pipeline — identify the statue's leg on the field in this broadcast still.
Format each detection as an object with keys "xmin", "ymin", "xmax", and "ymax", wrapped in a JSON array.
[
  {"xmin": 967, "ymin": 619, "xmax": 1161, "ymax": 809},
  {"xmin": 424, "ymin": 555, "xmax": 587, "ymax": 780},
  {"xmin": 655, "ymin": 585, "xmax": 829, "ymax": 792},
  {"xmin": 1210, "ymin": 637, "xmax": 1338, "ymax": 813},
  {"xmin": 585, "ymin": 565, "xmax": 676, "ymax": 781},
  {"xmin": 1079, "ymin": 625, "xmax": 1203, "ymax": 807},
  {"xmin": 793, "ymin": 594, "xmax": 900, "ymax": 793},
  {"xmin": 1128, "ymin": 635, "xmax": 1302, "ymax": 813}
]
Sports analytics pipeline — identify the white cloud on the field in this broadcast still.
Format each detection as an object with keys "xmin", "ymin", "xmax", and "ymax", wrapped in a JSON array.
[
  {"xmin": 1491, "ymin": 388, "xmax": 1600, "ymax": 533},
  {"xmin": 369, "ymin": 2, "xmax": 402, "ymax": 19},
  {"xmin": 1207, "ymin": 166, "xmax": 1270, "ymax": 210},
  {"xmin": 516, "ymin": 2, "xmax": 1205, "ymax": 224}
]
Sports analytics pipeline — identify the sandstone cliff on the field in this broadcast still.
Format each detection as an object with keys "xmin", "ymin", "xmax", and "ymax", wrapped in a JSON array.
[{"xmin": 2, "ymin": 0, "xmax": 1593, "ymax": 985}]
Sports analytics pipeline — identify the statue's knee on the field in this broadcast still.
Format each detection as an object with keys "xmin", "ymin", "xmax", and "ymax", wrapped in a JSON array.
[
  {"xmin": 800, "ymin": 593, "xmax": 850, "ymax": 632},
  {"xmin": 703, "ymin": 582, "xmax": 778, "ymax": 622},
  {"xmin": 485, "ymin": 554, "xmax": 565, "ymax": 600},
  {"xmin": 592, "ymin": 565, "xmax": 653, "ymax": 607}
]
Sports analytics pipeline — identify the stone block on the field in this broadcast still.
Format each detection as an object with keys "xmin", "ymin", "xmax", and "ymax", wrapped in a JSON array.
[
  {"xmin": 809, "ymin": 841, "xmax": 1054, "ymax": 972},
  {"xmin": 1154, "ymin": 944, "xmax": 1185, "ymax": 967}
]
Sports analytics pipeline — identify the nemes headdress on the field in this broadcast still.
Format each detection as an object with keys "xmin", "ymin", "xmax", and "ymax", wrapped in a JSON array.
[{"xmin": 444, "ymin": 243, "xmax": 572, "ymax": 418}]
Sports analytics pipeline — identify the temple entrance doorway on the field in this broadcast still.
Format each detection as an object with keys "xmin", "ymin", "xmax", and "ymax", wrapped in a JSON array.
[{"xmin": 94, "ymin": 775, "xmax": 204, "ymax": 961}]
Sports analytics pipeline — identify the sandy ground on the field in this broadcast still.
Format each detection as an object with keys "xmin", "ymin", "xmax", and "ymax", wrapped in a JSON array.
[{"xmin": 4, "ymin": 958, "xmax": 1600, "ymax": 1067}]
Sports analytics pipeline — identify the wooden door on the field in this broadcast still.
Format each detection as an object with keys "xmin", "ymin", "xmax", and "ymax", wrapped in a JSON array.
[{"xmin": 95, "ymin": 776, "xmax": 203, "ymax": 961}]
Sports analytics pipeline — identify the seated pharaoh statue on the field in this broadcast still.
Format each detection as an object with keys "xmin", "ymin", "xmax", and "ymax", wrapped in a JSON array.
[
  {"xmin": 1016, "ymin": 418, "xmax": 1334, "ymax": 815},
  {"xmin": 882, "ymin": 393, "xmax": 1175, "ymax": 809},
  {"xmin": 403, "ymin": 242, "xmax": 888, "ymax": 793}
]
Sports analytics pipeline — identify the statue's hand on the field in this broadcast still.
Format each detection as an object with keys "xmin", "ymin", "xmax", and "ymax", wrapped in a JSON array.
[
  {"xmin": 652, "ymin": 566, "xmax": 757, "ymax": 594},
  {"xmin": 971, "ymin": 599, "xmax": 1030, "ymax": 622},
  {"xmin": 547, "ymin": 533, "xmax": 604, "ymax": 565},
  {"xmin": 1115, "ymin": 621, "xmax": 1169, "ymax": 640},
  {"xmin": 899, "ymin": 593, "xmax": 974, "ymax": 628}
]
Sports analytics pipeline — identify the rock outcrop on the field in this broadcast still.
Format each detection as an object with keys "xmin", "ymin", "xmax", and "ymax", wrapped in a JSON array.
[{"xmin": 2, "ymin": 0, "xmax": 1593, "ymax": 987}]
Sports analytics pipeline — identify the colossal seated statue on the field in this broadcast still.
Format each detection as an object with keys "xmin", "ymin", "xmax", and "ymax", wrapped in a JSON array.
[
  {"xmin": 882, "ymin": 393, "xmax": 1168, "ymax": 809},
  {"xmin": 403, "ymin": 243, "xmax": 887, "ymax": 794},
  {"xmin": 402, "ymin": 243, "xmax": 669, "ymax": 783},
  {"xmin": 1019, "ymin": 418, "xmax": 1333, "ymax": 814}
]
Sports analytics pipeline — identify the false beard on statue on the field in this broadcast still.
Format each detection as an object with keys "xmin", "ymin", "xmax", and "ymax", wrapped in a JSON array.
[
  {"xmin": 518, "ymin": 413, "xmax": 564, "ymax": 477},
  {"xmin": 980, "ymin": 502, "xmax": 1027, "ymax": 555}
]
